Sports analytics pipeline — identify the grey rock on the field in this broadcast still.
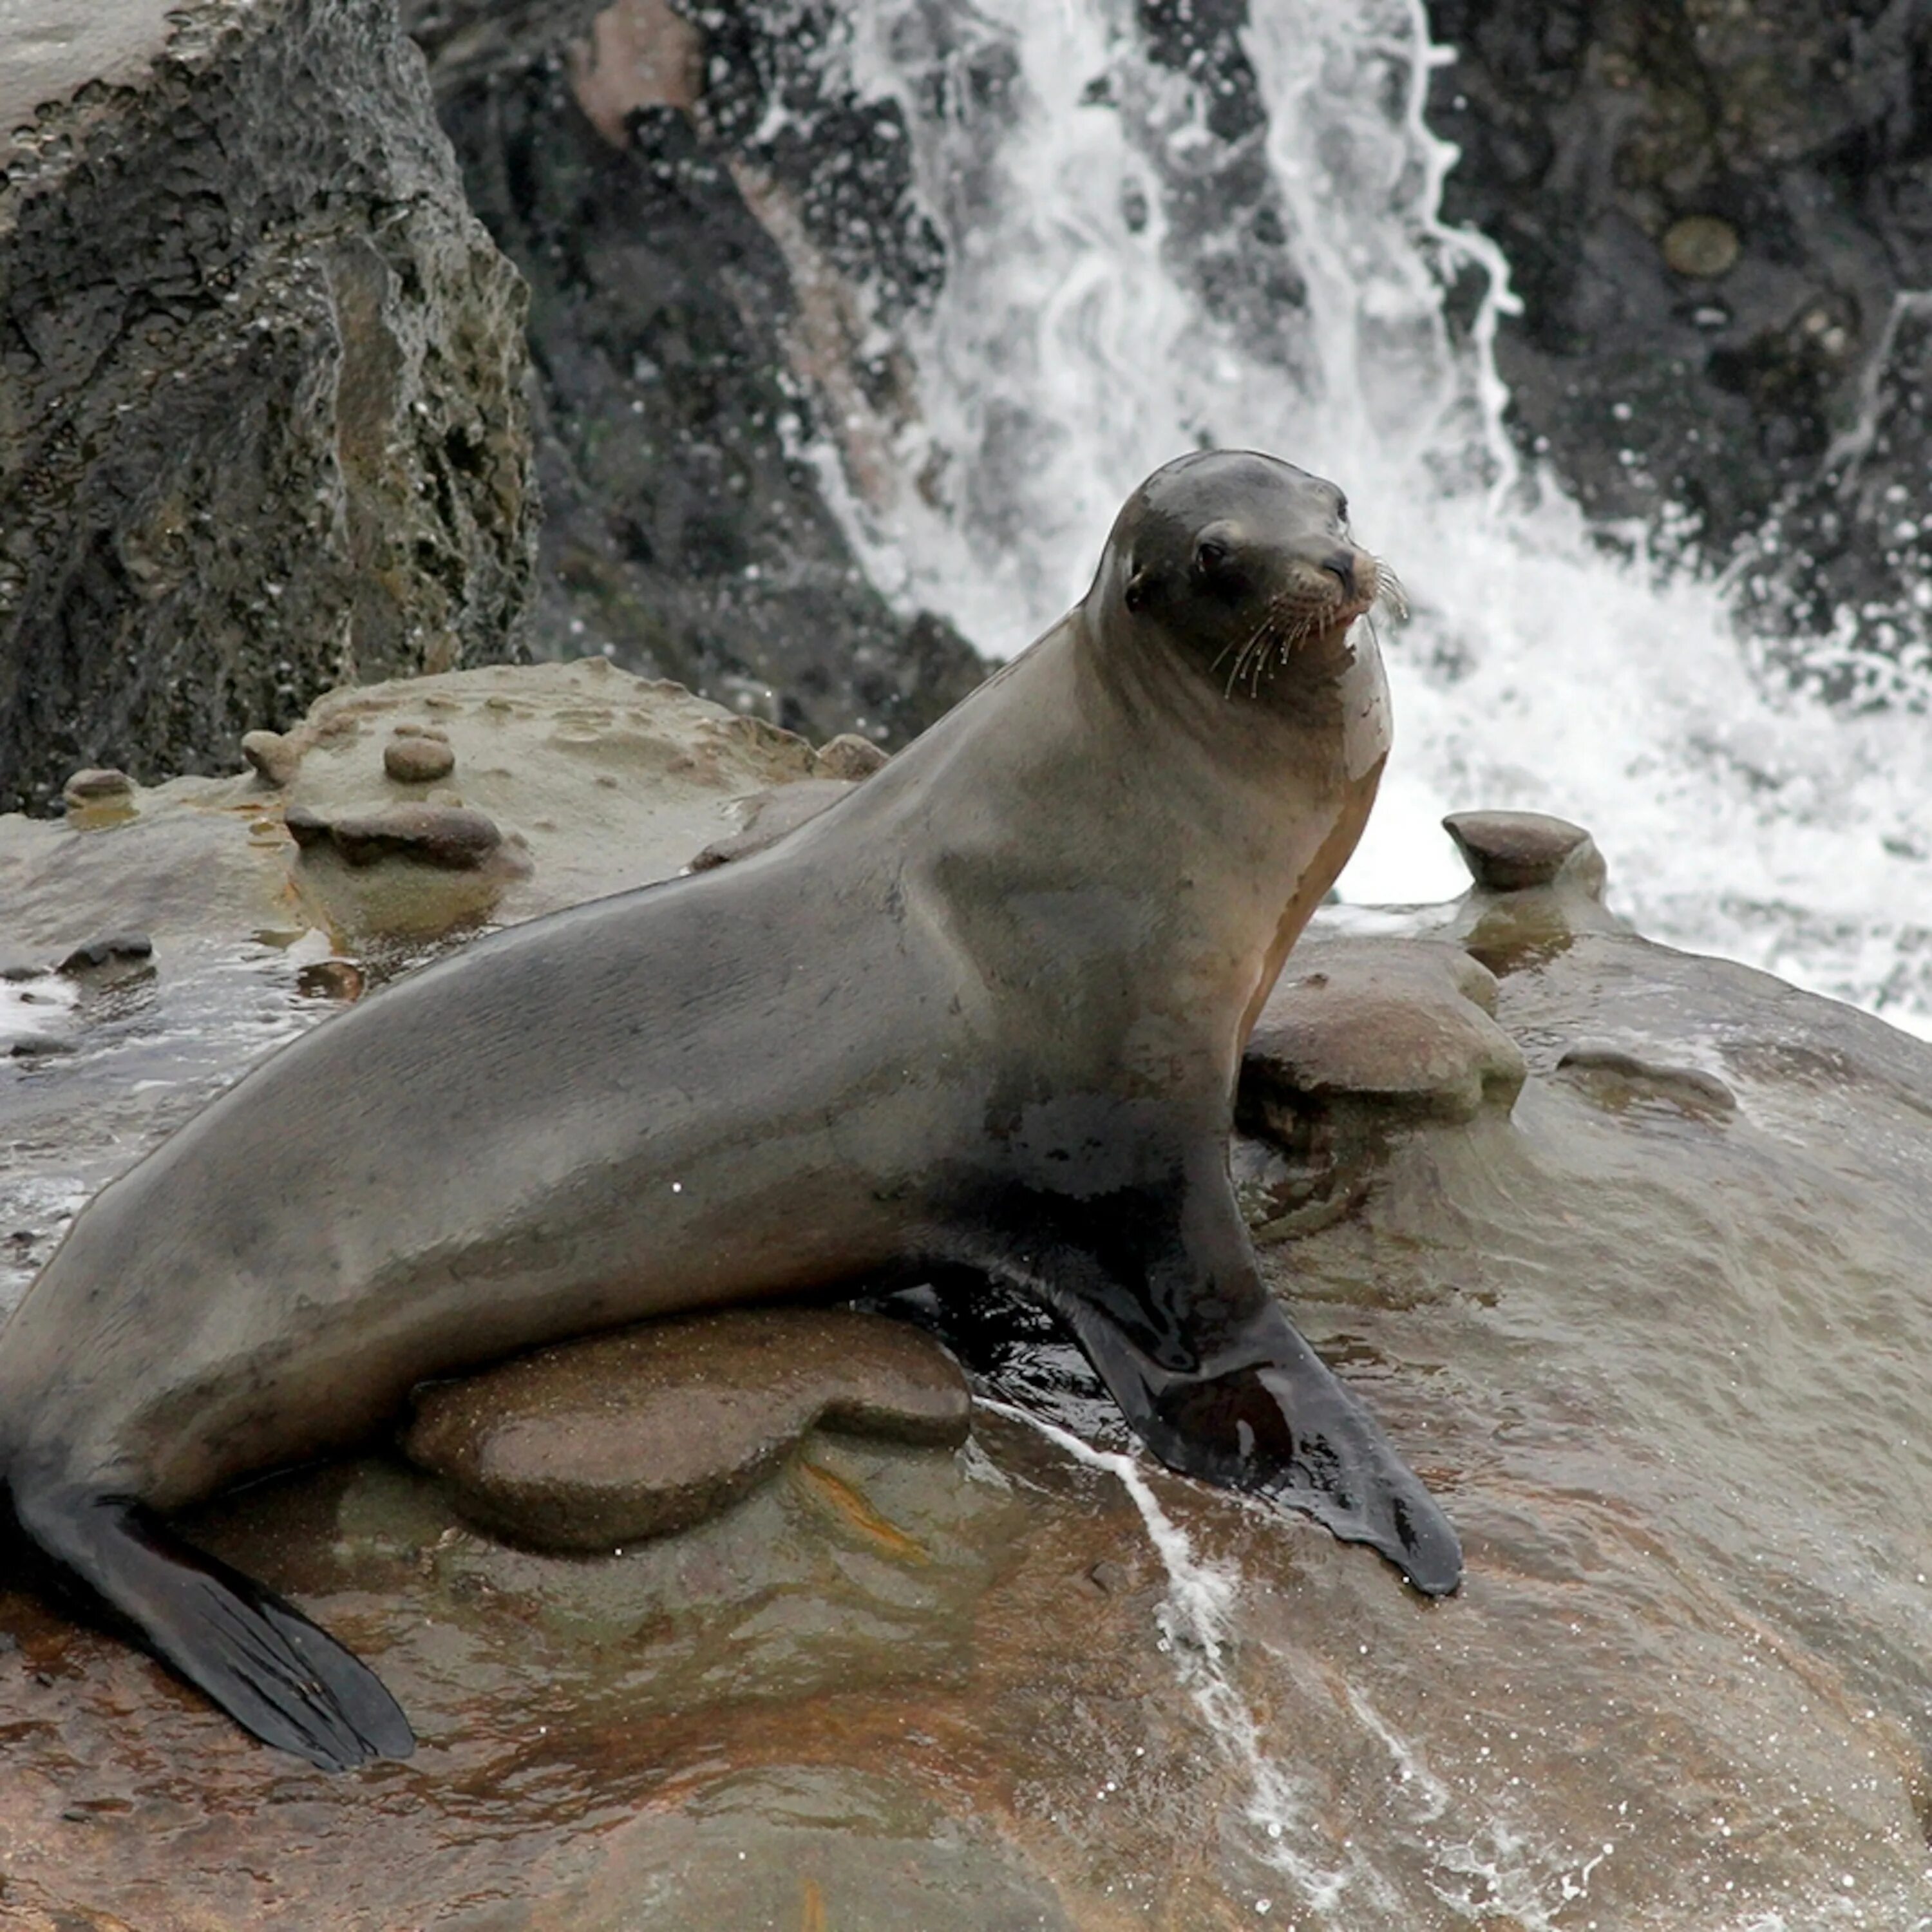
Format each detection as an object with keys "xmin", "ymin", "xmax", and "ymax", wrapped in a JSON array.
[
  {"xmin": 1425, "ymin": 0, "xmax": 1932, "ymax": 694},
  {"xmin": 0, "ymin": 0, "xmax": 538, "ymax": 817},
  {"xmin": 429, "ymin": 38, "xmax": 989, "ymax": 746},
  {"xmin": 402, "ymin": 0, "xmax": 608, "ymax": 93},
  {"xmin": 8, "ymin": 1033, "xmax": 76, "ymax": 1058},
  {"xmin": 55, "ymin": 933, "xmax": 155, "ymax": 976}
]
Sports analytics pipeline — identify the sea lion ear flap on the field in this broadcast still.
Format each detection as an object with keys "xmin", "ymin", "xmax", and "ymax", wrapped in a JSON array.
[{"xmin": 1124, "ymin": 564, "xmax": 1157, "ymax": 614}]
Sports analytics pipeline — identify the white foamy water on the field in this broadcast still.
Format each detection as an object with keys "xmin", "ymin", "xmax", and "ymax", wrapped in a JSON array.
[{"xmin": 804, "ymin": 0, "xmax": 1932, "ymax": 1035}]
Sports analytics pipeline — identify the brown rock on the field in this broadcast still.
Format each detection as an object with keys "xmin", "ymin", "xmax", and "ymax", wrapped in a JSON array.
[
  {"xmin": 240, "ymin": 730, "xmax": 305, "ymax": 788},
  {"xmin": 814, "ymin": 732, "xmax": 890, "ymax": 781},
  {"xmin": 688, "ymin": 778, "xmax": 855, "ymax": 870},
  {"xmin": 405, "ymin": 1307, "xmax": 972, "ymax": 1551},
  {"xmin": 61, "ymin": 768, "xmax": 134, "ymax": 807},
  {"xmin": 1443, "ymin": 810, "xmax": 1608, "ymax": 898},
  {"xmin": 1243, "ymin": 937, "xmax": 1526, "ymax": 1126},
  {"xmin": 325, "ymin": 804, "xmax": 502, "ymax": 869},
  {"xmin": 384, "ymin": 734, "xmax": 458, "ymax": 784}
]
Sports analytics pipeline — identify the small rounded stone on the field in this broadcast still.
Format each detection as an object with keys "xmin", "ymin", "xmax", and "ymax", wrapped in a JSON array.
[
  {"xmin": 384, "ymin": 735, "xmax": 457, "ymax": 784},
  {"xmin": 62, "ymin": 768, "xmax": 133, "ymax": 806},
  {"xmin": 329, "ymin": 805, "xmax": 502, "ymax": 869},
  {"xmin": 1662, "ymin": 215, "xmax": 1739, "ymax": 279},
  {"xmin": 1443, "ymin": 811, "xmax": 1606, "ymax": 898},
  {"xmin": 295, "ymin": 960, "xmax": 365, "ymax": 1001}
]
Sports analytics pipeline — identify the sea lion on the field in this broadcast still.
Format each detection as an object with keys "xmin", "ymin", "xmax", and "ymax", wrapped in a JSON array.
[{"xmin": 0, "ymin": 448, "xmax": 1460, "ymax": 1771}]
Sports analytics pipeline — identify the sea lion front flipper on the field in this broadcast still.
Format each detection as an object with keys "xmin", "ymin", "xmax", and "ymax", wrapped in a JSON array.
[
  {"xmin": 977, "ymin": 1153, "xmax": 1463, "ymax": 1596},
  {"xmin": 11, "ymin": 1480, "xmax": 413, "ymax": 1770}
]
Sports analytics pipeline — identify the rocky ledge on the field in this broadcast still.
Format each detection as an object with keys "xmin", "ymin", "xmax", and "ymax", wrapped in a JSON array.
[{"xmin": 4, "ymin": 667, "xmax": 1932, "ymax": 1928}]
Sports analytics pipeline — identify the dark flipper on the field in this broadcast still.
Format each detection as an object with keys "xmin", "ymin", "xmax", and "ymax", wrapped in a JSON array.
[
  {"xmin": 961, "ymin": 1140, "xmax": 1463, "ymax": 1595},
  {"xmin": 12, "ymin": 1478, "xmax": 413, "ymax": 1770},
  {"xmin": 1052, "ymin": 1289, "xmax": 1463, "ymax": 1595}
]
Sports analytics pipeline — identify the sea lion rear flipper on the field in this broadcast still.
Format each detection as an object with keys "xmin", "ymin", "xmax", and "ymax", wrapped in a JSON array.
[
  {"xmin": 11, "ymin": 1479, "xmax": 413, "ymax": 1770},
  {"xmin": 990, "ymin": 1153, "xmax": 1463, "ymax": 1596},
  {"xmin": 1059, "ymin": 1291, "xmax": 1463, "ymax": 1596}
]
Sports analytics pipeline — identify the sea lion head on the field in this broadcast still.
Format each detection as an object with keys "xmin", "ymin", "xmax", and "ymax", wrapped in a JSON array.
[{"xmin": 1094, "ymin": 449, "xmax": 1399, "ymax": 700}]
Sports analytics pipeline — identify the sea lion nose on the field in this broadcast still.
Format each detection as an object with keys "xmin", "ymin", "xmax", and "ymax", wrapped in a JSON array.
[{"xmin": 1321, "ymin": 551, "xmax": 1359, "ymax": 598}]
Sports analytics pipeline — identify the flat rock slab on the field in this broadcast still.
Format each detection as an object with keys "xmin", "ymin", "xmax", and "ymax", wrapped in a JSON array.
[
  {"xmin": 0, "ymin": 661, "xmax": 853, "ymax": 961},
  {"xmin": 406, "ymin": 1307, "xmax": 972, "ymax": 1551}
]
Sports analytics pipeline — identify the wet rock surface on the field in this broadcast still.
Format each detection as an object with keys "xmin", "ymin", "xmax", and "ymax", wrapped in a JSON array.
[
  {"xmin": 6, "ymin": 715, "xmax": 1932, "ymax": 1926},
  {"xmin": 1425, "ymin": 0, "xmax": 1932, "ymax": 692},
  {"xmin": 406, "ymin": 1307, "xmax": 972, "ymax": 1550},
  {"xmin": 0, "ymin": 0, "xmax": 538, "ymax": 817}
]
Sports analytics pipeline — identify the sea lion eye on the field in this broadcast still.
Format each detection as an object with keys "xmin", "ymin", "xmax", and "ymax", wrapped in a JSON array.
[{"xmin": 1195, "ymin": 538, "xmax": 1229, "ymax": 571}]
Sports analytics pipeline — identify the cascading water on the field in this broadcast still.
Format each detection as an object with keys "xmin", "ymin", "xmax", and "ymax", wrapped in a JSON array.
[{"xmin": 797, "ymin": 0, "xmax": 1931, "ymax": 1035}]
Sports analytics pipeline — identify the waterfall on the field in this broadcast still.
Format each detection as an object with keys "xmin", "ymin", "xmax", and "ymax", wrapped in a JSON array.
[{"xmin": 790, "ymin": 0, "xmax": 1931, "ymax": 1034}]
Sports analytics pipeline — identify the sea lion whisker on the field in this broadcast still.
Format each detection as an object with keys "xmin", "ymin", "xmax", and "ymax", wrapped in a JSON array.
[{"xmin": 1371, "ymin": 558, "xmax": 1409, "ymax": 622}]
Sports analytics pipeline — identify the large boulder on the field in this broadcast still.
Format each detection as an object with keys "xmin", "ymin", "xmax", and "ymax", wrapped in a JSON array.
[
  {"xmin": 410, "ymin": 0, "xmax": 990, "ymax": 746},
  {"xmin": 0, "ymin": 0, "xmax": 538, "ymax": 815}
]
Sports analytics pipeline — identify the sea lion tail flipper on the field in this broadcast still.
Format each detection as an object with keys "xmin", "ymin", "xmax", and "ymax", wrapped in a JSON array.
[
  {"xmin": 9, "ymin": 1477, "xmax": 413, "ymax": 1770},
  {"xmin": 1050, "ymin": 1287, "xmax": 1464, "ymax": 1599}
]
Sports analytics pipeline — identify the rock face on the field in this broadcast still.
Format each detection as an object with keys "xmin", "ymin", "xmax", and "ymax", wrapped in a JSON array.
[
  {"xmin": 1425, "ymin": 0, "xmax": 1932, "ymax": 697},
  {"xmin": 415, "ymin": 0, "xmax": 990, "ymax": 746},
  {"xmin": 0, "ymin": 0, "xmax": 538, "ymax": 815}
]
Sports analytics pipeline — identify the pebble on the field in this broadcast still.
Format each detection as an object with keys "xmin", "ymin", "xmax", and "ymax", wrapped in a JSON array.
[
  {"xmin": 1662, "ymin": 214, "xmax": 1740, "ymax": 278},
  {"xmin": 61, "ymin": 768, "xmax": 134, "ymax": 807},
  {"xmin": 384, "ymin": 734, "xmax": 457, "ymax": 784},
  {"xmin": 295, "ymin": 960, "xmax": 365, "ymax": 1001}
]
